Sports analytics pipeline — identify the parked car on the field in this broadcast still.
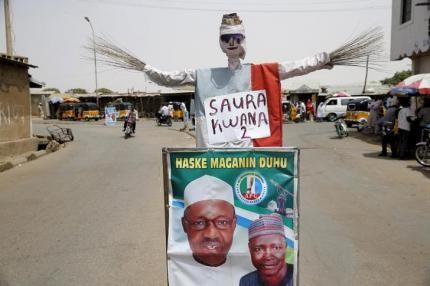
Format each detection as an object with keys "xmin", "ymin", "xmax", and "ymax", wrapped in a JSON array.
[{"xmin": 320, "ymin": 96, "xmax": 371, "ymax": 121}]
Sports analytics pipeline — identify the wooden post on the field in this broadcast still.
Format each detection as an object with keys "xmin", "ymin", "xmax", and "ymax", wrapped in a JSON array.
[{"xmin": 4, "ymin": 0, "xmax": 13, "ymax": 56}]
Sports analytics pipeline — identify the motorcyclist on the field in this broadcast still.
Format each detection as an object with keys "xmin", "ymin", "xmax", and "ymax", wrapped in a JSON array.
[
  {"xmin": 124, "ymin": 106, "xmax": 137, "ymax": 133},
  {"xmin": 158, "ymin": 104, "xmax": 171, "ymax": 120}
]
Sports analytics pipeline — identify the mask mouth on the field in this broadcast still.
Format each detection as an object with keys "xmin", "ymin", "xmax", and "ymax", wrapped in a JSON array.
[{"xmin": 227, "ymin": 47, "xmax": 238, "ymax": 50}]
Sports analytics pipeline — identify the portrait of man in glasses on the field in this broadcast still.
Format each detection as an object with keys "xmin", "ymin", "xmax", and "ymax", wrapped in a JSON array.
[{"xmin": 182, "ymin": 175, "xmax": 237, "ymax": 267}]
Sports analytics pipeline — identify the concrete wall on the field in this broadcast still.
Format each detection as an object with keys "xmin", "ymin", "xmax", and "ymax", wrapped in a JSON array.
[
  {"xmin": 0, "ymin": 60, "xmax": 31, "ymax": 142},
  {"xmin": 412, "ymin": 54, "xmax": 430, "ymax": 73}
]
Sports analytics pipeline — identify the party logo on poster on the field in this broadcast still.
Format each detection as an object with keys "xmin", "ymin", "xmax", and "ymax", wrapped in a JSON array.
[{"xmin": 235, "ymin": 172, "xmax": 267, "ymax": 205}]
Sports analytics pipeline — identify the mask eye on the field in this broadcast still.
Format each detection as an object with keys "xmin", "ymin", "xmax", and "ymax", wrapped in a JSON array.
[
  {"xmin": 220, "ymin": 34, "xmax": 244, "ymax": 44},
  {"xmin": 220, "ymin": 35, "xmax": 230, "ymax": 43}
]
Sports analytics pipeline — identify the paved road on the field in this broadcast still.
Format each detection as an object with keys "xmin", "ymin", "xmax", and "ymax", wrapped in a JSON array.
[
  {"xmin": 287, "ymin": 122, "xmax": 430, "ymax": 286},
  {"xmin": 0, "ymin": 120, "xmax": 429, "ymax": 286},
  {"xmin": 0, "ymin": 119, "xmax": 194, "ymax": 286}
]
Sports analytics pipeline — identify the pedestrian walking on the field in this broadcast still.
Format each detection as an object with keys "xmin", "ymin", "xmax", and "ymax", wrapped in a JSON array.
[
  {"xmin": 180, "ymin": 102, "xmax": 189, "ymax": 131},
  {"xmin": 397, "ymin": 102, "xmax": 414, "ymax": 159},
  {"xmin": 368, "ymin": 99, "xmax": 381, "ymax": 134},
  {"xmin": 379, "ymin": 101, "xmax": 399, "ymax": 157},
  {"xmin": 300, "ymin": 101, "xmax": 306, "ymax": 122},
  {"xmin": 306, "ymin": 99, "xmax": 314, "ymax": 121},
  {"xmin": 168, "ymin": 102, "xmax": 174, "ymax": 118},
  {"xmin": 38, "ymin": 103, "xmax": 44, "ymax": 119},
  {"xmin": 316, "ymin": 102, "xmax": 324, "ymax": 122}
]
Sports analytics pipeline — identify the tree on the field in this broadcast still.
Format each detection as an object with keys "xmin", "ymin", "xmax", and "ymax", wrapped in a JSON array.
[
  {"xmin": 42, "ymin": 87, "xmax": 60, "ymax": 93},
  {"xmin": 380, "ymin": 70, "xmax": 413, "ymax": 86},
  {"xmin": 66, "ymin": 88, "xmax": 88, "ymax": 94},
  {"xmin": 96, "ymin": 88, "xmax": 113, "ymax": 94}
]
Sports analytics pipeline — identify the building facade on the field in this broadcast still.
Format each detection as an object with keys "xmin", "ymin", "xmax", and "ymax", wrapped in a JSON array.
[
  {"xmin": 0, "ymin": 56, "xmax": 39, "ymax": 157},
  {"xmin": 391, "ymin": 0, "xmax": 430, "ymax": 73}
]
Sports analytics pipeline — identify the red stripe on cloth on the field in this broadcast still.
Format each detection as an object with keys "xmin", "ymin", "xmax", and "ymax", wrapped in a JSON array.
[
  {"xmin": 419, "ymin": 87, "xmax": 430, "ymax": 94},
  {"xmin": 251, "ymin": 63, "xmax": 283, "ymax": 147}
]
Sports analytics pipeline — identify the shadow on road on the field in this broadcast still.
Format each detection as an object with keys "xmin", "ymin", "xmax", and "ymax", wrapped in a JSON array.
[
  {"xmin": 407, "ymin": 165, "xmax": 430, "ymax": 179},
  {"xmin": 362, "ymin": 151, "xmax": 398, "ymax": 160},
  {"xmin": 348, "ymin": 130, "xmax": 380, "ymax": 146}
]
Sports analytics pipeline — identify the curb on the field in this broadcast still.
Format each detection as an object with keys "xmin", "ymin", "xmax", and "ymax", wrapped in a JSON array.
[
  {"xmin": 0, "ymin": 149, "xmax": 51, "ymax": 173},
  {"xmin": 172, "ymin": 128, "xmax": 196, "ymax": 139},
  {"xmin": 184, "ymin": 129, "xmax": 196, "ymax": 139},
  {"xmin": 10, "ymin": 156, "xmax": 28, "ymax": 167},
  {"xmin": 27, "ymin": 150, "xmax": 48, "ymax": 161},
  {"xmin": 0, "ymin": 162, "xmax": 13, "ymax": 172}
]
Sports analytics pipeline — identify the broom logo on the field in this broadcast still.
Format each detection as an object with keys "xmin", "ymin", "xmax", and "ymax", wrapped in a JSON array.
[{"xmin": 235, "ymin": 172, "xmax": 267, "ymax": 205}]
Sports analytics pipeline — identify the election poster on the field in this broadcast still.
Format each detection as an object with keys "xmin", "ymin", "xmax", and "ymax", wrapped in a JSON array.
[
  {"xmin": 163, "ymin": 148, "xmax": 299, "ymax": 286},
  {"xmin": 104, "ymin": 106, "xmax": 118, "ymax": 126}
]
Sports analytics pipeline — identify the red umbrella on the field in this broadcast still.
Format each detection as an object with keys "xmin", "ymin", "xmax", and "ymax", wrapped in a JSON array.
[{"xmin": 332, "ymin": 91, "xmax": 351, "ymax": 97}]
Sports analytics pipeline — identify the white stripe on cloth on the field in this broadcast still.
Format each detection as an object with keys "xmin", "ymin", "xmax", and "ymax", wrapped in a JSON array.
[{"xmin": 195, "ymin": 116, "xmax": 253, "ymax": 148}]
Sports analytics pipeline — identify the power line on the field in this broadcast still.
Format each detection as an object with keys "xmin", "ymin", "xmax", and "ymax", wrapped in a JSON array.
[{"xmin": 81, "ymin": 0, "xmax": 390, "ymax": 13}]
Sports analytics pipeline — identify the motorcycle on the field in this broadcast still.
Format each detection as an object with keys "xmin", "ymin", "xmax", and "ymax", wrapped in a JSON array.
[
  {"xmin": 415, "ymin": 125, "xmax": 430, "ymax": 167},
  {"xmin": 156, "ymin": 113, "xmax": 173, "ymax": 126},
  {"xmin": 124, "ymin": 121, "xmax": 134, "ymax": 139},
  {"xmin": 334, "ymin": 118, "xmax": 348, "ymax": 138}
]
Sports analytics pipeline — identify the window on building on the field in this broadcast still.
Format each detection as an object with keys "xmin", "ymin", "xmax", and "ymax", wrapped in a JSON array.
[
  {"xmin": 428, "ymin": 18, "xmax": 430, "ymax": 36},
  {"xmin": 401, "ymin": 0, "xmax": 412, "ymax": 24}
]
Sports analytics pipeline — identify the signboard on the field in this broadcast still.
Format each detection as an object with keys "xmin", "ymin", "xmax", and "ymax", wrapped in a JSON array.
[
  {"xmin": 163, "ymin": 148, "xmax": 299, "ymax": 286},
  {"xmin": 204, "ymin": 90, "xmax": 271, "ymax": 144},
  {"xmin": 104, "ymin": 107, "xmax": 118, "ymax": 126}
]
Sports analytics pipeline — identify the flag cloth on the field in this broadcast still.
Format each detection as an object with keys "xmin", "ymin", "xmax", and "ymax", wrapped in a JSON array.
[{"xmin": 251, "ymin": 63, "xmax": 282, "ymax": 147}]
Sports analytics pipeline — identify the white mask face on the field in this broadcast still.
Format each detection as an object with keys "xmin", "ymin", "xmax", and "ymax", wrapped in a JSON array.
[{"xmin": 219, "ymin": 34, "xmax": 246, "ymax": 60}]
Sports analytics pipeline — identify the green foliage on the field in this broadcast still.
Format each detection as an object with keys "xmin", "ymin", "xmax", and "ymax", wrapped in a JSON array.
[
  {"xmin": 66, "ymin": 88, "xmax": 88, "ymax": 94},
  {"xmin": 42, "ymin": 87, "xmax": 60, "ymax": 93},
  {"xmin": 96, "ymin": 88, "xmax": 113, "ymax": 94},
  {"xmin": 380, "ymin": 70, "xmax": 413, "ymax": 86}
]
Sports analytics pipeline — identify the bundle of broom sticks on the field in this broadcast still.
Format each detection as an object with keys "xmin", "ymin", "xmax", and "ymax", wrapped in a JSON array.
[
  {"xmin": 88, "ymin": 27, "xmax": 385, "ymax": 72},
  {"xmin": 88, "ymin": 36, "xmax": 146, "ymax": 71},
  {"xmin": 329, "ymin": 27, "xmax": 385, "ymax": 70}
]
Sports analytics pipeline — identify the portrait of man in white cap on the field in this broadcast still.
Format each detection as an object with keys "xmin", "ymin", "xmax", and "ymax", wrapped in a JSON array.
[
  {"xmin": 182, "ymin": 175, "xmax": 237, "ymax": 267},
  {"xmin": 240, "ymin": 213, "xmax": 293, "ymax": 286}
]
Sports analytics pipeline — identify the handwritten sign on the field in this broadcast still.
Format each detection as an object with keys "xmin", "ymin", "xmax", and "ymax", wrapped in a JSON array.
[{"xmin": 204, "ymin": 90, "xmax": 271, "ymax": 144}]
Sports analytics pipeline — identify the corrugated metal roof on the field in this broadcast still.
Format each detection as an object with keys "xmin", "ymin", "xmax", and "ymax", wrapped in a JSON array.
[
  {"xmin": 0, "ymin": 54, "xmax": 37, "ymax": 68},
  {"xmin": 288, "ymin": 84, "xmax": 319, "ymax": 94},
  {"xmin": 29, "ymin": 74, "xmax": 44, "ymax": 88},
  {"xmin": 324, "ymin": 82, "xmax": 389, "ymax": 96}
]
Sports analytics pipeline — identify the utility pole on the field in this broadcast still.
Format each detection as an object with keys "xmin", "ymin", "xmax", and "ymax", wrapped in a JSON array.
[
  {"xmin": 84, "ymin": 16, "xmax": 99, "ymax": 107},
  {"xmin": 362, "ymin": 55, "xmax": 369, "ymax": 94},
  {"xmin": 4, "ymin": 0, "xmax": 13, "ymax": 56}
]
